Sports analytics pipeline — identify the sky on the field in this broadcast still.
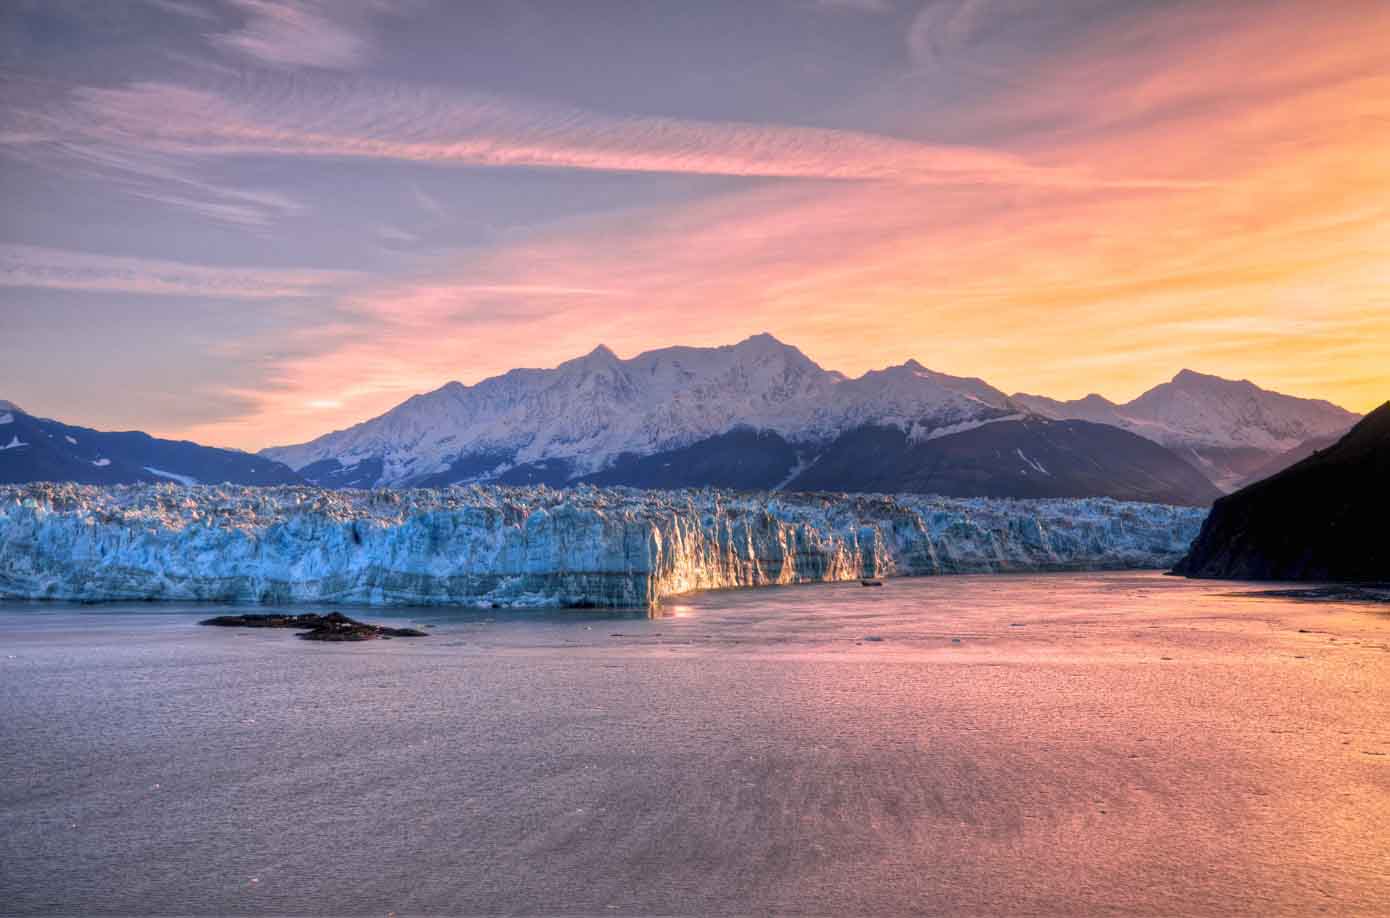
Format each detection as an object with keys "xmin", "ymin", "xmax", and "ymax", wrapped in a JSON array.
[{"xmin": 1, "ymin": 0, "xmax": 1386, "ymax": 451}]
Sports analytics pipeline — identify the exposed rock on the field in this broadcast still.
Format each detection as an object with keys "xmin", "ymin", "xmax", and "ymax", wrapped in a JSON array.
[
  {"xmin": 201, "ymin": 611, "xmax": 427, "ymax": 641},
  {"xmin": 1173, "ymin": 402, "xmax": 1389, "ymax": 582}
]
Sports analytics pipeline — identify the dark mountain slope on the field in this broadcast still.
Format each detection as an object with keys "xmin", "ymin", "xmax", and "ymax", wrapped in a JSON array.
[
  {"xmin": 580, "ymin": 429, "xmax": 799, "ymax": 490},
  {"xmin": 0, "ymin": 406, "xmax": 303, "ymax": 486},
  {"xmin": 787, "ymin": 418, "xmax": 1222, "ymax": 506},
  {"xmin": 1173, "ymin": 401, "xmax": 1390, "ymax": 581},
  {"xmin": 1235, "ymin": 432, "xmax": 1343, "ymax": 489}
]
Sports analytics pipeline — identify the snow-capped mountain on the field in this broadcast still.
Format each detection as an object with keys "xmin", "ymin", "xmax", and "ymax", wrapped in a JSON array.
[
  {"xmin": 10, "ymin": 337, "xmax": 1348, "ymax": 504},
  {"xmin": 1013, "ymin": 370, "xmax": 1361, "ymax": 491},
  {"xmin": 261, "ymin": 336, "xmax": 1349, "ymax": 503},
  {"xmin": 0, "ymin": 403, "xmax": 302, "ymax": 487},
  {"xmin": 263, "ymin": 334, "xmax": 1023, "ymax": 488}
]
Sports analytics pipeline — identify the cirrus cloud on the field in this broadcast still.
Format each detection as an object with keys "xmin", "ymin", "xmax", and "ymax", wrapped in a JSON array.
[{"xmin": 0, "ymin": 244, "xmax": 360, "ymax": 298}]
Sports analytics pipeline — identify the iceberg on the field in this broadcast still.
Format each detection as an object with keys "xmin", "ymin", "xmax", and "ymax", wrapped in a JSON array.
[{"xmin": 0, "ymin": 483, "xmax": 1206, "ymax": 608}]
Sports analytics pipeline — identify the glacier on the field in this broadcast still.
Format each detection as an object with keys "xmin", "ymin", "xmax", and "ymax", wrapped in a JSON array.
[{"xmin": 0, "ymin": 483, "xmax": 1207, "ymax": 609}]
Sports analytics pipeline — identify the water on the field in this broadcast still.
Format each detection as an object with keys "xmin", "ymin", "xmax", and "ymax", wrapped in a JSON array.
[{"xmin": 2, "ymin": 572, "xmax": 1388, "ymax": 916}]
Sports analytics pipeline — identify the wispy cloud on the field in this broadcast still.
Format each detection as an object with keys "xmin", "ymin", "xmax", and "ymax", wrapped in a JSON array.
[
  {"xmin": 7, "ymin": 0, "xmax": 1387, "ymax": 449},
  {"xmin": 193, "ymin": 0, "xmax": 1390, "ymax": 446},
  {"xmin": 0, "ymin": 245, "xmax": 360, "ymax": 298},
  {"xmin": 410, "ymin": 183, "xmax": 446, "ymax": 219},
  {"xmin": 815, "ymin": 0, "xmax": 894, "ymax": 13},
  {"xmin": 907, "ymin": 0, "xmax": 1011, "ymax": 69},
  {"xmin": 0, "ymin": 77, "xmax": 304, "ymax": 227},
  {"xmin": 47, "ymin": 73, "xmax": 1197, "ymax": 190},
  {"xmin": 211, "ymin": 0, "xmax": 381, "ymax": 69},
  {"xmin": 144, "ymin": 0, "xmax": 222, "ymax": 23}
]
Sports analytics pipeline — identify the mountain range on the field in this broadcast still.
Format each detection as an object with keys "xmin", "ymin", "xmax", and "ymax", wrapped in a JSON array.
[
  {"xmin": 252, "ymin": 334, "xmax": 1358, "ymax": 505},
  {"xmin": 1, "ymin": 336, "xmax": 1360, "ymax": 503},
  {"xmin": 1013, "ymin": 370, "xmax": 1360, "ymax": 490}
]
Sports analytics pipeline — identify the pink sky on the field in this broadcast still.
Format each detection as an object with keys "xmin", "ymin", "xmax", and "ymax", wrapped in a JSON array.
[{"xmin": 2, "ymin": 0, "xmax": 1385, "ymax": 450}]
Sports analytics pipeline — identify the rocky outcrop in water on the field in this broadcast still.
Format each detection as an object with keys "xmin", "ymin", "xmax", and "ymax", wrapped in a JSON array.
[
  {"xmin": 0, "ymin": 483, "xmax": 1207, "ymax": 608},
  {"xmin": 200, "ymin": 611, "xmax": 428, "ymax": 641}
]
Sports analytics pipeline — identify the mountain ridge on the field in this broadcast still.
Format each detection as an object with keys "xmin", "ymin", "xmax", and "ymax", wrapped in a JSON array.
[
  {"xmin": 261, "ymin": 333, "xmax": 1025, "ymax": 487},
  {"xmin": 0, "ymin": 404, "xmax": 303, "ymax": 487},
  {"xmin": 258, "ymin": 335, "xmax": 1353, "ymax": 503},
  {"xmin": 1012, "ymin": 369, "xmax": 1360, "ymax": 489},
  {"xmin": 4, "ymin": 337, "xmax": 1360, "ymax": 505}
]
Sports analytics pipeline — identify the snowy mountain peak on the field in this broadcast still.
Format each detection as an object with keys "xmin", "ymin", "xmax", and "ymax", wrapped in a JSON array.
[
  {"xmin": 1014, "ymin": 371, "xmax": 1361, "ymax": 491},
  {"xmin": 0, "ymin": 400, "xmax": 24, "ymax": 414},
  {"xmin": 727, "ymin": 332, "xmax": 819, "ymax": 366},
  {"xmin": 740, "ymin": 331, "xmax": 786, "ymax": 348},
  {"xmin": 261, "ymin": 336, "xmax": 1028, "ymax": 486},
  {"xmin": 1172, "ymin": 368, "xmax": 1222, "ymax": 384},
  {"xmin": 259, "ymin": 340, "xmax": 1359, "ymax": 495},
  {"xmin": 1164, "ymin": 368, "xmax": 1263, "ymax": 396},
  {"xmin": 573, "ymin": 343, "xmax": 620, "ymax": 364}
]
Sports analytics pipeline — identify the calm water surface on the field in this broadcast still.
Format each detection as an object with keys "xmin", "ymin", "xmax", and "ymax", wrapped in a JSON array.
[{"xmin": 2, "ymin": 572, "xmax": 1388, "ymax": 916}]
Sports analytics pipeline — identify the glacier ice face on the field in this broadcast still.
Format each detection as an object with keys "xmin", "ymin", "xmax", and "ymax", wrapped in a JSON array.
[{"xmin": 0, "ymin": 483, "xmax": 1207, "ymax": 609}]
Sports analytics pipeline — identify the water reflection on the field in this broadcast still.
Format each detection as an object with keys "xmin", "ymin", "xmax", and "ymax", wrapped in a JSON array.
[{"xmin": 2, "ymin": 572, "xmax": 1388, "ymax": 916}]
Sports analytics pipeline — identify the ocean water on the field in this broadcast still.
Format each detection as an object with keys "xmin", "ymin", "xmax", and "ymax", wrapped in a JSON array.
[{"xmin": 1, "ymin": 572, "xmax": 1388, "ymax": 916}]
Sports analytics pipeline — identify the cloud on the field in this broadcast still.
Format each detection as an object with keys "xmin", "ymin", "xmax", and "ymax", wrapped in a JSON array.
[
  {"xmin": 0, "ymin": 31, "xmax": 1200, "ymax": 233},
  {"xmin": 9, "ymin": 0, "xmax": 1387, "ymax": 450},
  {"xmin": 815, "ymin": 0, "xmax": 894, "ymax": 13},
  {"xmin": 49, "ymin": 72, "xmax": 1198, "ymax": 190},
  {"xmin": 907, "ymin": 0, "xmax": 993, "ymax": 68},
  {"xmin": 0, "ymin": 78, "xmax": 305, "ymax": 227},
  {"xmin": 410, "ymin": 183, "xmax": 446, "ymax": 219},
  {"xmin": 211, "ymin": 0, "xmax": 377, "ymax": 69},
  {"xmin": 203, "ymin": 0, "xmax": 1390, "ymax": 446},
  {"xmin": 0, "ymin": 245, "xmax": 360, "ymax": 298},
  {"xmin": 144, "ymin": 0, "xmax": 221, "ymax": 23}
]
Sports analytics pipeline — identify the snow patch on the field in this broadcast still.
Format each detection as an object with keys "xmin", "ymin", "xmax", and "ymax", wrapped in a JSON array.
[
  {"xmin": 143, "ymin": 467, "xmax": 198, "ymax": 486},
  {"xmin": 771, "ymin": 452, "xmax": 817, "ymax": 491},
  {"xmin": 0, "ymin": 413, "xmax": 13, "ymax": 426},
  {"xmin": 920, "ymin": 413, "xmax": 1025, "ymax": 442},
  {"xmin": 1, "ymin": 435, "xmax": 26, "ymax": 450},
  {"xmin": 65, "ymin": 436, "xmax": 78, "ymax": 445},
  {"xmin": 91, "ymin": 458, "xmax": 111, "ymax": 467},
  {"xmin": 1016, "ymin": 449, "xmax": 1050, "ymax": 476}
]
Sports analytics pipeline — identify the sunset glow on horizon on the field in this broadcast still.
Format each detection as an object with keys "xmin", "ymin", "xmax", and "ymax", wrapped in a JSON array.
[{"xmin": 2, "ymin": 0, "xmax": 1386, "ymax": 450}]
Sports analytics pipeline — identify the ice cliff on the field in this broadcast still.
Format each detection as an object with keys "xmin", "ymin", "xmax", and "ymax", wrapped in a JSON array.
[{"xmin": 0, "ymin": 483, "xmax": 1207, "ymax": 608}]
